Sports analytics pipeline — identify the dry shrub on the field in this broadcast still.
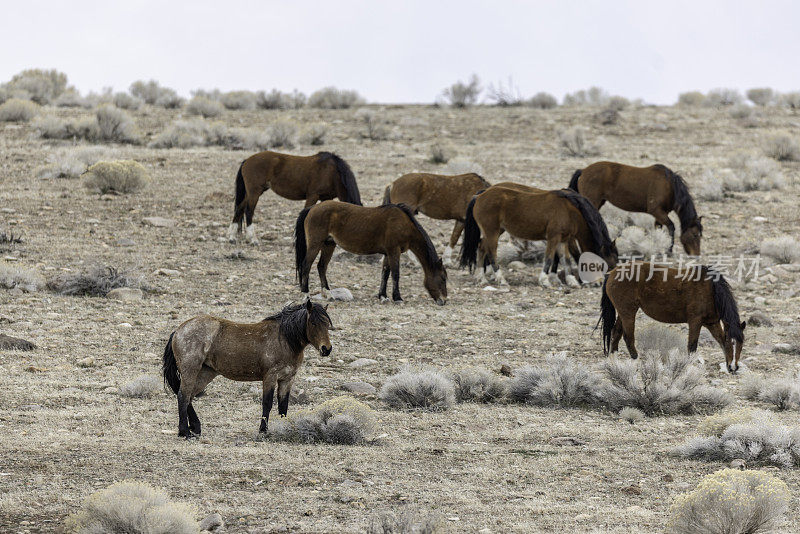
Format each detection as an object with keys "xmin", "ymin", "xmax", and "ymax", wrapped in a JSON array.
[
  {"xmin": 757, "ymin": 375, "xmax": 800, "ymax": 411},
  {"xmin": 606, "ymin": 95, "xmax": 630, "ymax": 111},
  {"xmin": 673, "ymin": 411, "xmax": 800, "ymax": 468},
  {"xmin": 186, "ymin": 96, "xmax": 223, "ymax": 118},
  {"xmin": 563, "ymin": 86, "xmax": 608, "ymax": 106},
  {"xmin": 119, "ymin": 375, "xmax": 161, "ymax": 398},
  {"xmin": 267, "ymin": 119, "xmax": 297, "ymax": 148},
  {"xmin": 0, "ymin": 264, "xmax": 43, "ymax": 292},
  {"xmin": 270, "ymin": 396, "xmax": 376, "ymax": 445},
  {"xmin": 677, "ymin": 91, "xmax": 706, "ymax": 107},
  {"xmin": 602, "ymin": 350, "xmax": 731, "ymax": 416},
  {"xmin": 83, "ymin": 160, "xmax": 148, "ymax": 194},
  {"xmin": 507, "ymin": 353, "xmax": 602, "ymax": 407},
  {"xmin": 47, "ymin": 265, "xmax": 143, "ymax": 297},
  {"xmin": 0, "ymin": 98, "xmax": 39, "ymax": 122},
  {"xmin": 429, "ymin": 141, "xmax": 454, "ymax": 164},
  {"xmin": 256, "ymin": 89, "xmax": 307, "ymax": 110},
  {"xmin": 729, "ymin": 104, "xmax": 753, "ymax": 120},
  {"xmin": 54, "ymin": 90, "xmax": 88, "ymax": 108},
  {"xmin": 444, "ymin": 157, "xmax": 483, "ymax": 176},
  {"xmin": 64, "ymin": 480, "xmax": 198, "ymax": 534},
  {"xmin": 527, "ymin": 92, "xmax": 558, "ymax": 109},
  {"xmin": 615, "ymin": 226, "xmax": 671, "ymax": 258},
  {"xmin": 0, "ymin": 227, "xmax": 23, "ymax": 246},
  {"xmin": 619, "ymin": 406, "xmax": 645, "ymax": 424},
  {"xmin": 747, "ymin": 88, "xmax": 775, "ymax": 106},
  {"xmin": 705, "ymin": 88, "xmax": 742, "ymax": 107},
  {"xmin": 149, "ymin": 119, "xmax": 225, "ymax": 149},
  {"xmin": 486, "ymin": 78, "xmax": 522, "ymax": 106},
  {"xmin": 4, "ymin": 68, "xmax": 68, "ymax": 104},
  {"xmin": 558, "ymin": 127, "xmax": 600, "ymax": 157},
  {"xmin": 452, "ymin": 369, "xmax": 506, "ymax": 403},
  {"xmin": 355, "ymin": 108, "xmax": 388, "ymax": 140},
  {"xmin": 760, "ymin": 235, "xmax": 800, "ymax": 263},
  {"xmin": 299, "ymin": 123, "xmax": 328, "ymax": 146},
  {"xmin": 130, "ymin": 80, "xmax": 183, "ymax": 108},
  {"xmin": 636, "ymin": 325, "xmax": 687, "ymax": 358},
  {"xmin": 308, "ymin": 86, "xmax": 364, "ymax": 109},
  {"xmin": 779, "ymin": 92, "xmax": 800, "ymax": 109},
  {"xmin": 379, "ymin": 370, "xmax": 455, "ymax": 411},
  {"xmin": 763, "ymin": 134, "xmax": 800, "ymax": 162},
  {"xmin": 441, "ymin": 75, "xmax": 481, "ymax": 108},
  {"xmin": 596, "ymin": 108, "xmax": 619, "ymax": 125},
  {"xmin": 693, "ymin": 170, "xmax": 724, "ymax": 201},
  {"xmin": 221, "ymin": 90, "xmax": 257, "ymax": 110},
  {"xmin": 95, "ymin": 105, "xmax": 139, "ymax": 143},
  {"xmin": 698, "ymin": 154, "xmax": 786, "ymax": 200},
  {"xmin": 666, "ymin": 469, "xmax": 790, "ymax": 534},
  {"xmin": 113, "ymin": 92, "xmax": 143, "ymax": 110},
  {"xmin": 38, "ymin": 146, "xmax": 109, "ymax": 179},
  {"xmin": 83, "ymin": 89, "xmax": 113, "ymax": 108},
  {"xmin": 366, "ymin": 510, "xmax": 441, "ymax": 534},
  {"xmin": 696, "ymin": 409, "xmax": 756, "ymax": 437}
]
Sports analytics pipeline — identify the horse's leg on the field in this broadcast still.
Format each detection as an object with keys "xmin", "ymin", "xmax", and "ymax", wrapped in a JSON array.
[
  {"xmin": 259, "ymin": 373, "xmax": 278, "ymax": 434},
  {"xmin": 687, "ymin": 318, "xmax": 703, "ymax": 353},
  {"xmin": 619, "ymin": 312, "xmax": 638, "ymax": 359},
  {"xmin": 482, "ymin": 232, "xmax": 507, "ymax": 286},
  {"xmin": 610, "ymin": 318, "xmax": 624, "ymax": 353},
  {"xmin": 539, "ymin": 238, "xmax": 558, "ymax": 288},
  {"xmin": 388, "ymin": 251, "xmax": 403, "ymax": 302},
  {"xmin": 652, "ymin": 208, "xmax": 675, "ymax": 254},
  {"xmin": 443, "ymin": 221, "xmax": 464, "ymax": 267},
  {"xmin": 705, "ymin": 321, "xmax": 735, "ymax": 372},
  {"xmin": 303, "ymin": 195, "xmax": 319, "ymax": 209},
  {"xmin": 317, "ymin": 238, "xmax": 336, "ymax": 299},
  {"xmin": 187, "ymin": 366, "xmax": 217, "ymax": 436},
  {"xmin": 244, "ymin": 194, "xmax": 262, "ymax": 245},
  {"xmin": 300, "ymin": 240, "xmax": 324, "ymax": 298},
  {"xmin": 560, "ymin": 243, "xmax": 580, "ymax": 288},
  {"xmin": 277, "ymin": 377, "xmax": 295, "ymax": 417},
  {"xmin": 378, "ymin": 256, "xmax": 391, "ymax": 301}
]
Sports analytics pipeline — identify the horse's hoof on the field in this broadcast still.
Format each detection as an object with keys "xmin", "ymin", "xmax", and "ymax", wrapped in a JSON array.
[
  {"xmin": 378, "ymin": 296, "xmax": 389, "ymax": 303},
  {"xmin": 565, "ymin": 275, "xmax": 580, "ymax": 288},
  {"xmin": 392, "ymin": 298, "xmax": 404, "ymax": 305}
]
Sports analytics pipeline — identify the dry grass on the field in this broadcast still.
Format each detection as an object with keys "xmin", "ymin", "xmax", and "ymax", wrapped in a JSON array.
[
  {"xmin": 298, "ymin": 123, "xmax": 328, "ymax": 146},
  {"xmin": 0, "ymin": 264, "xmax": 43, "ymax": 292},
  {"xmin": 558, "ymin": 127, "xmax": 600, "ymax": 157},
  {"xmin": 760, "ymin": 235, "xmax": 800, "ymax": 263},
  {"xmin": 615, "ymin": 225, "xmax": 671, "ymax": 258},
  {"xmin": 428, "ymin": 141, "xmax": 454, "ymax": 164},
  {"xmin": 355, "ymin": 108, "xmax": 389, "ymax": 141},
  {"xmin": 83, "ymin": 160, "xmax": 148, "ymax": 194},
  {"xmin": 270, "ymin": 396, "xmax": 376, "ymax": 445},
  {"xmin": 379, "ymin": 370, "xmax": 455, "ymax": 411},
  {"xmin": 46, "ymin": 265, "xmax": 143, "ymax": 297},
  {"xmin": 366, "ymin": 510, "xmax": 441, "ymax": 534},
  {"xmin": 452, "ymin": 368, "xmax": 506, "ymax": 403},
  {"xmin": 119, "ymin": 375, "xmax": 162, "ymax": 398},
  {"xmin": 619, "ymin": 407, "xmax": 645, "ymax": 424},
  {"xmin": 764, "ymin": 134, "xmax": 800, "ymax": 162}
]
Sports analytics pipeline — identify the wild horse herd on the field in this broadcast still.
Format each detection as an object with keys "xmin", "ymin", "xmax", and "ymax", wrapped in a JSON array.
[{"xmin": 163, "ymin": 150, "xmax": 745, "ymax": 439}]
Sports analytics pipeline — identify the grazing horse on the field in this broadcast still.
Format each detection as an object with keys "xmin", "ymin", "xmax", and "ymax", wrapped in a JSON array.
[
  {"xmin": 229, "ymin": 151, "xmax": 362, "ymax": 244},
  {"xmin": 568, "ymin": 162, "xmax": 703, "ymax": 255},
  {"xmin": 162, "ymin": 300, "xmax": 333, "ymax": 439},
  {"xmin": 599, "ymin": 263, "xmax": 746, "ymax": 372},
  {"xmin": 382, "ymin": 172, "xmax": 491, "ymax": 265},
  {"xmin": 460, "ymin": 186, "xmax": 618, "ymax": 287},
  {"xmin": 295, "ymin": 201, "xmax": 447, "ymax": 305}
]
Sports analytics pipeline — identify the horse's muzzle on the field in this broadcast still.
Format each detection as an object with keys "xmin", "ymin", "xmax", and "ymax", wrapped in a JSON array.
[
  {"xmin": 727, "ymin": 363, "xmax": 739, "ymax": 374},
  {"xmin": 436, "ymin": 298, "xmax": 446, "ymax": 306},
  {"xmin": 320, "ymin": 345, "xmax": 332, "ymax": 357}
]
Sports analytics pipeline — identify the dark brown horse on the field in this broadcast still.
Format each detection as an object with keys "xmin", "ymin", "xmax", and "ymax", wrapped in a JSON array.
[
  {"xmin": 568, "ymin": 162, "xmax": 703, "ymax": 255},
  {"xmin": 382, "ymin": 172, "xmax": 491, "ymax": 265},
  {"xmin": 295, "ymin": 201, "xmax": 447, "ymax": 304},
  {"xmin": 162, "ymin": 300, "xmax": 333, "ymax": 439},
  {"xmin": 460, "ymin": 186, "xmax": 618, "ymax": 287},
  {"xmin": 599, "ymin": 263, "xmax": 746, "ymax": 372},
  {"xmin": 229, "ymin": 151, "xmax": 362, "ymax": 244}
]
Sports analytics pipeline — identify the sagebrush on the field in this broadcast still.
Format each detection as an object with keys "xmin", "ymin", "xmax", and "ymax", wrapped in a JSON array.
[
  {"xmin": 83, "ymin": 160, "xmax": 148, "ymax": 194},
  {"xmin": 270, "ymin": 396, "xmax": 376, "ymax": 445},
  {"xmin": 46, "ymin": 265, "xmax": 143, "ymax": 297},
  {"xmin": 379, "ymin": 370, "xmax": 455, "ymax": 411}
]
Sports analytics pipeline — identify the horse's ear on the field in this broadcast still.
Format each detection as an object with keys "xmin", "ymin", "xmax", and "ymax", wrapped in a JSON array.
[
  {"xmin": 305, "ymin": 299, "xmax": 313, "ymax": 312},
  {"xmin": 740, "ymin": 321, "xmax": 746, "ymax": 330}
]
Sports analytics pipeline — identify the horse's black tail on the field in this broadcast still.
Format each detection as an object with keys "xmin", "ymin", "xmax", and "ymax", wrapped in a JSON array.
[
  {"xmin": 232, "ymin": 161, "xmax": 247, "ymax": 225},
  {"xmin": 459, "ymin": 194, "xmax": 481, "ymax": 271},
  {"xmin": 711, "ymin": 272, "xmax": 744, "ymax": 343},
  {"xmin": 294, "ymin": 207, "xmax": 311, "ymax": 281},
  {"xmin": 382, "ymin": 184, "xmax": 392, "ymax": 206},
  {"xmin": 568, "ymin": 169, "xmax": 582, "ymax": 191},
  {"xmin": 599, "ymin": 276, "xmax": 617, "ymax": 355},
  {"xmin": 162, "ymin": 332, "xmax": 180, "ymax": 395}
]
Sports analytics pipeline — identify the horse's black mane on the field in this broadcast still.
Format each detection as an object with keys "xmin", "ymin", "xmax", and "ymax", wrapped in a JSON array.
[
  {"xmin": 655, "ymin": 164, "xmax": 701, "ymax": 235},
  {"xmin": 382, "ymin": 203, "xmax": 441, "ymax": 269},
  {"xmin": 317, "ymin": 152, "xmax": 362, "ymax": 205},
  {"xmin": 473, "ymin": 173, "xmax": 491, "ymax": 189},
  {"xmin": 266, "ymin": 302, "xmax": 332, "ymax": 353},
  {"xmin": 555, "ymin": 189, "xmax": 615, "ymax": 255},
  {"xmin": 707, "ymin": 268, "xmax": 743, "ymax": 343}
]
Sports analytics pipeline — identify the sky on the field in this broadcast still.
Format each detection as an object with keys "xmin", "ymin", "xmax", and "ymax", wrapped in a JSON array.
[{"xmin": 1, "ymin": 0, "xmax": 798, "ymax": 105}]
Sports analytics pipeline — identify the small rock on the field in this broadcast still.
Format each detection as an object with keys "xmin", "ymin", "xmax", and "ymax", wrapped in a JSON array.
[
  {"xmin": 104, "ymin": 386, "xmax": 119, "ymax": 394},
  {"xmin": 290, "ymin": 388, "xmax": 310, "ymax": 404},
  {"xmin": 77, "ymin": 357, "xmax": 95, "ymax": 367},
  {"xmin": 499, "ymin": 364, "xmax": 513, "ymax": 377},
  {"xmin": 661, "ymin": 474, "xmax": 674, "ymax": 482},
  {"xmin": 349, "ymin": 358, "xmax": 378, "ymax": 368},
  {"xmin": 507, "ymin": 261, "xmax": 526, "ymax": 271},
  {"xmin": 341, "ymin": 381, "xmax": 376, "ymax": 395},
  {"xmin": 115, "ymin": 238, "xmax": 136, "ymax": 247},
  {"xmin": 327, "ymin": 288, "xmax": 353, "ymax": 301},
  {"xmin": 549, "ymin": 436, "xmax": 586, "ymax": 446},
  {"xmin": 621, "ymin": 484, "xmax": 642, "ymax": 496},
  {"xmin": 0, "ymin": 333, "xmax": 35, "ymax": 351},
  {"xmin": 748, "ymin": 312, "xmax": 773, "ymax": 327},
  {"xmin": 754, "ymin": 296, "xmax": 766, "ymax": 306},
  {"xmin": 199, "ymin": 512, "xmax": 224, "ymax": 532},
  {"xmin": 154, "ymin": 268, "xmax": 181, "ymax": 277},
  {"xmin": 730, "ymin": 459, "xmax": 746, "ymax": 470},
  {"xmin": 107, "ymin": 288, "xmax": 144, "ymax": 301},
  {"xmin": 143, "ymin": 216, "xmax": 177, "ymax": 228},
  {"xmin": 752, "ymin": 216, "xmax": 768, "ymax": 223}
]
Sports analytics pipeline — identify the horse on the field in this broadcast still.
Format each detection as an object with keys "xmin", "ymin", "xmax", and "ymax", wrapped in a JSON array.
[
  {"xmin": 228, "ymin": 151, "xmax": 362, "ymax": 244},
  {"xmin": 382, "ymin": 172, "xmax": 491, "ymax": 266},
  {"xmin": 162, "ymin": 300, "xmax": 333, "ymax": 439},
  {"xmin": 568, "ymin": 161, "xmax": 703, "ymax": 255},
  {"xmin": 599, "ymin": 262, "xmax": 746, "ymax": 372},
  {"xmin": 460, "ymin": 186, "xmax": 618, "ymax": 288},
  {"xmin": 294, "ymin": 201, "xmax": 447, "ymax": 305}
]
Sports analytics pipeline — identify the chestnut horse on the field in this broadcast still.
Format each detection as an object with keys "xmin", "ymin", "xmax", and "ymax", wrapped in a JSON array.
[
  {"xmin": 568, "ymin": 162, "xmax": 702, "ymax": 255},
  {"xmin": 599, "ymin": 263, "xmax": 746, "ymax": 372},
  {"xmin": 382, "ymin": 172, "xmax": 491, "ymax": 265},
  {"xmin": 295, "ymin": 201, "xmax": 447, "ymax": 305},
  {"xmin": 162, "ymin": 300, "xmax": 333, "ymax": 439},
  {"xmin": 229, "ymin": 151, "xmax": 362, "ymax": 244},
  {"xmin": 460, "ymin": 186, "xmax": 618, "ymax": 287}
]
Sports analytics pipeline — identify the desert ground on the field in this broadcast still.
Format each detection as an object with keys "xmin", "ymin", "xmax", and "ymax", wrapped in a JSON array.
[{"xmin": 1, "ymin": 101, "xmax": 799, "ymax": 533}]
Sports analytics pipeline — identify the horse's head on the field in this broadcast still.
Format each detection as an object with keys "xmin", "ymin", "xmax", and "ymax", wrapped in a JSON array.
[
  {"xmin": 424, "ymin": 258, "xmax": 448, "ymax": 306},
  {"xmin": 305, "ymin": 300, "xmax": 333, "ymax": 356},
  {"xmin": 680, "ymin": 217, "xmax": 703, "ymax": 256},
  {"xmin": 600, "ymin": 238, "xmax": 619, "ymax": 269},
  {"xmin": 723, "ymin": 320, "xmax": 746, "ymax": 373}
]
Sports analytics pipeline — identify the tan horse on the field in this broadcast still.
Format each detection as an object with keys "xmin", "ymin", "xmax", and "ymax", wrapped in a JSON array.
[
  {"xmin": 162, "ymin": 300, "xmax": 333, "ymax": 439},
  {"xmin": 295, "ymin": 201, "xmax": 447, "ymax": 304},
  {"xmin": 460, "ymin": 186, "xmax": 618, "ymax": 287},
  {"xmin": 599, "ymin": 263, "xmax": 746, "ymax": 372},
  {"xmin": 229, "ymin": 151, "xmax": 362, "ymax": 244},
  {"xmin": 382, "ymin": 172, "xmax": 490, "ymax": 265},
  {"xmin": 568, "ymin": 162, "xmax": 703, "ymax": 255}
]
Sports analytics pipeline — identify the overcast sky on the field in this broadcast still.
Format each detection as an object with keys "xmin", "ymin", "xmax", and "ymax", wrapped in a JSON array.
[{"xmin": 2, "ymin": 0, "xmax": 798, "ymax": 104}]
